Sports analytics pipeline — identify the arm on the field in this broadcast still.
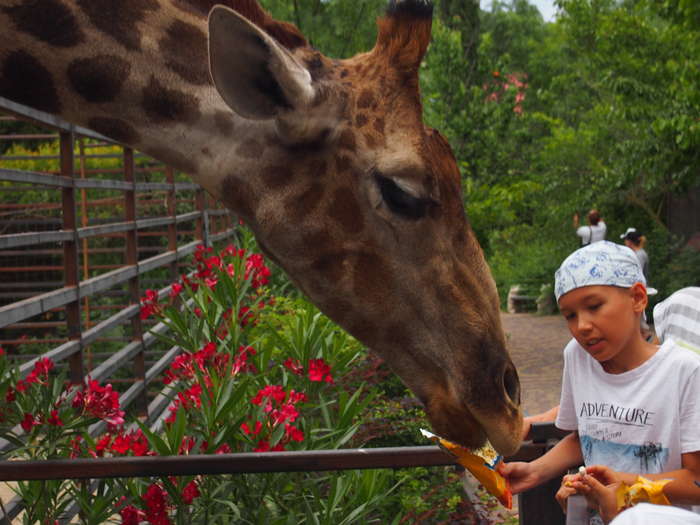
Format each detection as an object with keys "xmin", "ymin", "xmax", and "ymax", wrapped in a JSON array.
[
  {"xmin": 521, "ymin": 405, "xmax": 560, "ymax": 440},
  {"xmin": 577, "ymin": 451, "xmax": 700, "ymax": 510},
  {"xmin": 614, "ymin": 450, "xmax": 700, "ymax": 505},
  {"xmin": 501, "ymin": 431, "xmax": 583, "ymax": 494},
  {"xmin": 573, "ymin": 212, "xmax": 580, "ymax": 229}
]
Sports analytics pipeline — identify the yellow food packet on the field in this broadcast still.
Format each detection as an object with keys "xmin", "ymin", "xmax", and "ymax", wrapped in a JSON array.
[
  {"xmin": 615, "ymin": 476, "xmax": 671, "ymax": 509},
  {"xmin": 421, "ymin": 429, "xmax": 512, "ymax": 508}
]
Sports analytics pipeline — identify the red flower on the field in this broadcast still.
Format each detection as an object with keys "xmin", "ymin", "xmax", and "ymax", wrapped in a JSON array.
[
  {"xmin": 130, "ymin": 430, "xmax": 151, "ymax": 457},
  {"xmin": 241, "ymin": 420, "xmax": 263, "ymax": 436},
  {"xmin": 253, "ymin": 440, "xmax": 270, "ymax": 452},
  {"xmin": 285, "ymin": 424, "xmax": 304, "ymax": 442},
  {"xmin": 20, "ymin": 413, "xmax": 36, "ymax": 432},
  {"xmin": 5, "ymin": 386, "xmax": 15, "ymax": 402},
  {"xmin": 47, "ymin": 409, "xmax": 63, "ymax": 426},
  {"xmin": 143, "ymin": 484, "xmax": 170, "ymax": 524},
  {"xmin": 140, "ymin": 289, "xmax": 161, "ymax": 319},
  {"xmin": 215, "ymin": 443, "xmax": 231, "ymax": 454},
  {"xmin": 283, "ymin": 358, "xmax": 303, "ymax": 375},
  {"xmin": 169, "ymin": 283, "xmax": 183, "ymax": 298},
  {"xmin": 110, "ymin": 433, "xmax": 131, "ymax": 455},
  {"xmin": 308, "ymin": 359, "xmax": 334, "ymax": 384},
  {"xmin": 25, "ymin": 357, "xmax": 54, "ymax": 385},
  {"xmin": 182, "ymin": 480, "xmax": 200, "ymax": 504},
  {"xmin": 119, "ymin": 505, "xmax": 145, "ymax": 525},
  {"xmin": 73, "ymin": 379, "xmax": 125, "ymax": 431}
]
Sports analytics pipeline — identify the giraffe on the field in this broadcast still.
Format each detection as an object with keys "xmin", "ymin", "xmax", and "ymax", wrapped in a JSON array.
[{"xmin": 0, "ymin": 0, "xmax": 523, "ymax": 454}]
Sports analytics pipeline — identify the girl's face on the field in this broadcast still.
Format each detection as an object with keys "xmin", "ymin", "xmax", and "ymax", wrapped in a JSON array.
[{"xmin": 558, "ymin": 284, "xmax": 648, "ymax": 369}]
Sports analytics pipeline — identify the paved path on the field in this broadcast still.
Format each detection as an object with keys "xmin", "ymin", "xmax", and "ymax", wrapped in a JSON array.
[{"xmin": 501, "ymin": 313, "xmax": 571, "ymax": 417}]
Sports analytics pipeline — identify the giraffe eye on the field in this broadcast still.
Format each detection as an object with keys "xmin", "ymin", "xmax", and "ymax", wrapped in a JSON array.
[{"xmin": 373, "ymin": 171, "xmax": 433, "ymax": 220}]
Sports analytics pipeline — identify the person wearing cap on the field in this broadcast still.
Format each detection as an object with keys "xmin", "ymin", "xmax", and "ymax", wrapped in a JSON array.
[
  {"xmin": 574, "ymin": 209, "xmax": 607, "ymax": 246},
  {"xmin": 620, "ymin": 228, "xmax": 649, "ymax": 280},
  {"xmin": 501, "ymin": 241, "xmax": 700, "ymax": 523}
]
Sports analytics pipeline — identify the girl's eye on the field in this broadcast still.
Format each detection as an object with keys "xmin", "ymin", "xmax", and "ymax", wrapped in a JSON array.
[
  {"xmin": 373, "ymin": 171, "xmax": 434, "ymax": 220},
  {"xmin": 565, "ymin": 313, "xmax": 576, "ymax": 321},
  {"xmin": 589, "ymin": 303, "xmax": 601, "ymax": 311}
]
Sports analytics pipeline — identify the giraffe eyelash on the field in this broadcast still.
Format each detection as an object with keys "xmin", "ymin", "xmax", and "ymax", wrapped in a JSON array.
[{"xmin": 372, "ymin": 170, "xmax": 435, "ymax": 220}]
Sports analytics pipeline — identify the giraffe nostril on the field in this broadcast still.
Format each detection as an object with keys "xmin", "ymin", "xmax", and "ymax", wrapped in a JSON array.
[{"xmin": 502, "ymin": 363, "xmax": 520, "ymax": 405}]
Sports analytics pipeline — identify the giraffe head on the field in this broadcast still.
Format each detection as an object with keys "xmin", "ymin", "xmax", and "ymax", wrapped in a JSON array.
[
  {"xmin": 0, "ymin": 0, "xmax": 521, "ymax": 453},
  {"xmin": 207, "ymin": 0, "xmax": 522, "ymax": 453}
]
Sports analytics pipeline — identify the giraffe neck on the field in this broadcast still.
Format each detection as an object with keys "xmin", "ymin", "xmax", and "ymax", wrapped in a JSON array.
[{"xmin": 0, "ymin": 0, "xmax": 269, "ymax": 198}]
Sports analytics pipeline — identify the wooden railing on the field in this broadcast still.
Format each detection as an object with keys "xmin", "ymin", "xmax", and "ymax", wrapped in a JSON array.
[{"xmin": 0, "ymin": 97, "xmax": 566, "ymax": 524}]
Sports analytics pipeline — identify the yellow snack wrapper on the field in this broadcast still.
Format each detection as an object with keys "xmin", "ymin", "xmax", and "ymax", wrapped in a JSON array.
[
  {"xmin": 615, "ymin": 476, "xmax": 671, "ymax": 509},
  {"xmin": 421, "ymin": 429, "xmax": 512, "ymax": 509}
]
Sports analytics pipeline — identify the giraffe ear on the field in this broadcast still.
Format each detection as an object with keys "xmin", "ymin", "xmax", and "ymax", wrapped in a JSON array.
[{"xmin": 208, "ymin": 6, "xmax": 315, "ymax": 120}]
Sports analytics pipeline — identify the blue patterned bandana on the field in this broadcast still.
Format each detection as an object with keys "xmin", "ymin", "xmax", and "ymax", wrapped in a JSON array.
[{"xmin": 554, "ymin": 241, "xmax": 650, "ymax": 302}]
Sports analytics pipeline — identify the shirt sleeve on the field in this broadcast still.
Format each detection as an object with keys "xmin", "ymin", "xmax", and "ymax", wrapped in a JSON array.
[
  {"xmin": 679, "ymin": 358, "xmax": 700, "ymax": 454},
  {"xmin": 556, "ymin": 339, "xmax": 579, "ymax": 431}
]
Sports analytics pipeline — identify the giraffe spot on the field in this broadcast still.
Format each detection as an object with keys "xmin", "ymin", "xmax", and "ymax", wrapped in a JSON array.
[
  {"xmin": 305, "ymin": 159, "xmax": 327, "ymax": 177},
  {"xmin": 147, "ymin": 146, "xmax": 197, "ymax": 174},
  {"xmin": 0, "ymin": 50, "xmax": 60, "ymax": 114},
  {"xmin": 67, "ymin": 55, "xmax": 130, "ymax": 103},
  {"xmin": 159, "ymin": 20, "xmax": 209, "ymax": 86},
  {"xmin": 286, "ymin": 183, "xmax": 324, "ymax": 223},
  {"xmin": 346, "ymin": 316, "xmax": 381, "ymax": 346},
  {"xmin": 353, "ymin": 252, "xmax": 393, "ymax": 308},
  {"xmin": 142, "ymin": 76, "xmax": 201, "ymax": 125},
  {"xmin": 220, "ymin": 175, "xmax": 256, "ymax": 221},
  {"xmin": 363, "ymin": 133, "xmax": 378, "ymax": 149},
  {"xmin": 340, "ymin": 69, "xmax": 349, "ymax": 78},
  {"xmin": 311, "ymin": 252, "xmax": 346, "ymax": 285},
  {"xmin": 320, "ymin": 297, "xmax": 353, "ymax": 324},
  {"xmin": 76, "ymin": 0, "xmax": 159, "ymax": 52},
  {"xmin": 171, "ymin": 0, "xmax": 213, "ymax": 16},
  {"xmin": 235, "ymin": 139, "xmax": 265, "ymax": 160},
  {"xmin": 261, "ymin": 165, "xmax": 293, "ymax": 189},
  {"xmin": 3, "ymin": 0, "xmax": 85, "ymax": 47},
  {"xmin": 87, "ymin": 117, "xmax": 141, "ymax": 145},
  {"xmin": 329, "ymin": 187, "xmax": 364, "ymax": 235},
  {"xmin": 337, "ymin": 129, "xmax": 356, "ymax": 152},
  {"xmin": 373, "ymin": 117, "xmax": 385, "ymax": 134},
  {"xmin": 355, "ymin": 114, "xmax": 368, "ymax": 128},
  {"xmin": 214, "ymin": 111, "xmax": 234, "ymax": 136},
  {"xmin": 301, "ymin": 229, "xmax": 333, "ymax": 250},
  {"xmin": 335, "ymin": 155, "xmax": 352, "ymax": 173},
  {"xmin": 357, "ymin": 89, "xmax": 374, "ymax": 109}
]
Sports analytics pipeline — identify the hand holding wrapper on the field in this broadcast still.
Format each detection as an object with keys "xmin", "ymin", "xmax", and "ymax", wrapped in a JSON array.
[{"xmin": 421, "ymin": 429, "xmax": 512, "ymax": 509}]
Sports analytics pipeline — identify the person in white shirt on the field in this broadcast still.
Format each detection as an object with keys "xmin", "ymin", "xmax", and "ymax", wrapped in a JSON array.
[
  {"xmin": 574, "ymin": 209, "xmax": 607, "ymax": 246},
  {"xmin": 620, "ymin": 228, "xmax": 649, "ymax": 280}
]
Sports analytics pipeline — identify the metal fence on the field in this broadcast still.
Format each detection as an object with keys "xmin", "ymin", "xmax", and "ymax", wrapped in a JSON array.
[{"xmin": 0, "ymin": 97, "xmax": 566, "ymax": 524}]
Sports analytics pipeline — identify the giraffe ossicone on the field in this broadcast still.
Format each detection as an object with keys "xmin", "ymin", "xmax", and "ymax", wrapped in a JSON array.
[{"xmin": 0, "ymin": 0, "xmax": 523, "ymax": 454}]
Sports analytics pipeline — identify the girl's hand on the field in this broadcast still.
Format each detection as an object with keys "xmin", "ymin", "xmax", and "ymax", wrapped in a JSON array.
[
  {"xmin": 576, "ymin": 467, "xmax": 623, "ymax": 524},
  {"xmin": 555, "ymin": 473, "xmax": 581, "ymax": 513},
  {"xmin": 499, "ymin": 461, "xmax": 541, "ymax": 495}
]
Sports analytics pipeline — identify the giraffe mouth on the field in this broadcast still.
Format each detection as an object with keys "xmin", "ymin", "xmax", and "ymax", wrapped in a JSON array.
[{"xmin": 424, "ymin": 380, "xmax": 522, "ymax": 456}]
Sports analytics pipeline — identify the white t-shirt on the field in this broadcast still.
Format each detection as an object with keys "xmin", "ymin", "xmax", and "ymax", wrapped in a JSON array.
[
  {"xmin": 611, "ymin": 503, "xmax": 700, "ymax": 525},
  {"xmin": 556, "ymin": 338, "xmax": 700, "ymax": 474},
  {"xmin": 577, "ymin": 221, "xmax": 607, "ymax": 245}
]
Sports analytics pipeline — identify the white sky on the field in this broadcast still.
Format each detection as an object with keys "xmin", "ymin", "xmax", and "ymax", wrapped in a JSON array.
[{"xmin": 480, "ymin": 0, "xmax": 557, "ymax": 22}]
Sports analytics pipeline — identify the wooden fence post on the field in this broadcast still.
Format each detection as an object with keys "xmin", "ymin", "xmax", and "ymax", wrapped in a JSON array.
[
  {"xmin": 123, "ymin": 147, "xmax": 147, "ymax": 416},
  {"xmin": 60, "ymin": 130, "xmax": 84, "ymax": 385}
]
